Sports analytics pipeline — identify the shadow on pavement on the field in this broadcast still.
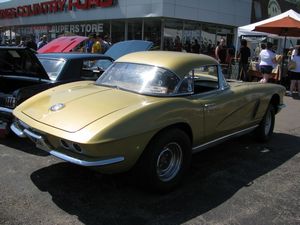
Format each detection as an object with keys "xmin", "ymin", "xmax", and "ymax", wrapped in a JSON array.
[
  {"xmin": 0, "ymin": 135, "xmax": 49, "ymax": 156},
  {"xmin": 30, "ymin": 133, "xmax": 300, "ymax": 225},
  {"xmin": 292, "ymin": 95, "xmax": 300, "ymax": 100}
]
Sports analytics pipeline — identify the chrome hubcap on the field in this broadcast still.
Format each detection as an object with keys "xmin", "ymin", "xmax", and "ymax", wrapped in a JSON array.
[
  {"xmin": 156, "ymin": 142, "xmax": 183, "ymax": 182},
  {"xmin": 264, "ymin": 110, "xmax": 272, "ymax": 135}
]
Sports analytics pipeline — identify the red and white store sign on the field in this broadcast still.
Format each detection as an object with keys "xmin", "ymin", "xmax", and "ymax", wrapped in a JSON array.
[{"xmin": 0, "ymin": 0, "xmax": 114, "ymax": 19}]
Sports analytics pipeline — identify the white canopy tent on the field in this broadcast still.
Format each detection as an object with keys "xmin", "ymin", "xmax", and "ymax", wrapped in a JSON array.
[
  {"xmin": 235, "ymin": 9, "xmax": 300, "ymax": 56},
  {"xmin": 238, "ymin": 9, "xmax": 300, "ymax": 37}
]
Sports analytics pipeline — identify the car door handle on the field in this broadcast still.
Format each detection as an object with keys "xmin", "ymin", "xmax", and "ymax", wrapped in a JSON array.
[
  {"xmin": 204, "ymin": 103, "xmax": 216, "ymax": 107},
  {"xmin": 204, "ymin": 103, "xmax": 216, "ymax": 111}
]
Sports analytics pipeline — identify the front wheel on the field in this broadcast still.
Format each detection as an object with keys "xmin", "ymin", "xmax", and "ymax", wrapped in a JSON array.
[
  {"xmin": 255, "ymin": 104, "xmax": 275, "ymax": 142},
  {"xmin": 136, "ymin": 128, "xmax": 192, "ymax": 193}
]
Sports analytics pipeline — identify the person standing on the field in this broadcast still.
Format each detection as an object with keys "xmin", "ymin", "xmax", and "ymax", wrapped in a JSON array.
[
  {"xmin": 191, "ymin": 39, "xmax": 200, "ymax": 53},
  {"xmin": 183, "ymin": 40, "xmax": 191, "ymax": 53},
  {"xmin": 102, "ymin": 35, "xmax": 111, "ymax": 53},
  {"xmin": 86, "ymin": 34, "xmax": 95, "ymax": 53},
  {"xmin": 25, "ymin": 36, "xmax": 37, "ymax": 51},
  {"xmin": 287, "ymin": 47, "xmax": 300, "ymax": 96},
  {"xmin": 215, "ymin": 38, "xmax": 227, "ymax": 64},
  {"xmin": 18, "ymin": 37, "xmax": 26, "ymax": 47},
  {"xmin": 37, "ymin": 35, "xmax": 48, "ymax": 49},
  {"xmin": 238, "ymin": 39, "xmax": 251, "ymax": 81},
  {"xmin": 258, "ymin": 42, "xmax": 276, "ymax": 83},
  {"xmin": 92, "ymin": 34, "xmax": 102, "ymax": 53},
  {"xmin": 174, "ymin": 36, "xmax": 182, "ymax": 52}
]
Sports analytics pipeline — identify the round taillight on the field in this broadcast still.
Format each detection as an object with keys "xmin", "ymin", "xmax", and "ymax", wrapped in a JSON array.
[
  {"xmin": 60, "ymin": 139, "xmax": 70, "ymax": 149},
  {"xmin": 73, "ymin": 143, "xmax": 82, "ymax": 153}
]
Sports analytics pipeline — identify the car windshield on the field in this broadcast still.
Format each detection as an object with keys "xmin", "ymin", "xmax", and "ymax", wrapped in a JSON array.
[
  {"xmin": 93, "ymin": 59, "xmax": 113, "ymax": 71},
  {"xmin": 96, "ymin": 62, "xmax": 180, "ymax": 95},
  {"xmin": 38, "ymin": 58, "xmax": 66, "ymax": 81}
]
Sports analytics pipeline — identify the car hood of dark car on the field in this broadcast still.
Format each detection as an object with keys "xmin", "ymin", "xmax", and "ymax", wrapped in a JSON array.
[
  {"xmin": 104, "ymin": 40, "xmax": 153, "ymax": 60},
  {"xmin": 0, "ymin": 47, "xmax": 49, "ymax": 80},
  {"xmin": 37, "ymin": 36, "xmax": 88, "ymax": 53}
]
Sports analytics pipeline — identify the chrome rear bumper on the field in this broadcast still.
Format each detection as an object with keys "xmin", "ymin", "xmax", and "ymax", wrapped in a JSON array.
[
  {"xmin": 11, "ymin": 122, "xmax": 124, "ymax": 167},
  {"xmin": 49, "ymin": 150, "xmax": 124, "ymax": 167},
  {"xmin": 0, "ymin": 107, "xmax": 13, "ymax": 114}
]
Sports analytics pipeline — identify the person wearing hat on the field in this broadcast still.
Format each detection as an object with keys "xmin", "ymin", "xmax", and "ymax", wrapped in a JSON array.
[{"xmin": 37, "ymin": 35, "xmax": 48, "ymax": 49}]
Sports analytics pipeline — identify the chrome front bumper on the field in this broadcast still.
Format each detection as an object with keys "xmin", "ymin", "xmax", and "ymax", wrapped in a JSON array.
[
  {"xmin": 11, "ymin": 121, "xmax": 124, "ymax": 167},
  {"xmin": 0, "ymin": 107, "xmax": 13, "ymax": 114}
]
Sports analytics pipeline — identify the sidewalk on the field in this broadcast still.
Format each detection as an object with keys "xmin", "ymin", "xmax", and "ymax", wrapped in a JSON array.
[{"xmin": 276, "ymin": 96, "xmax": 300, "ymax": 135}]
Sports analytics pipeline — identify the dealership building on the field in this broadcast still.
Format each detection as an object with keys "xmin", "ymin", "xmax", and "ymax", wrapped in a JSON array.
[
  {"xmin": 0, "ymin": 0, "xmax": 298, "ymax": 51},
  {"xmin": 0, "ymin": 0, "xmax": 254, "ymax": 51}
]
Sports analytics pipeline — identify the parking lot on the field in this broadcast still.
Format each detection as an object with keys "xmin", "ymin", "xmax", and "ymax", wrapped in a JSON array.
[{"xmin": 0, "ymin": 96, "xmax": 299, "ymax": 225}]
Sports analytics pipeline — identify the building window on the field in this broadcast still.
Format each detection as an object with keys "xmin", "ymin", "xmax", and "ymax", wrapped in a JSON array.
[
  {"xmin": 128, "ymin": 20, "xmax": 142, "ymax": 40},
  {"xmin": 144, "ymin": 19, "xmax": 161, "ymax": 50},
  {"xmin": 111, "ymin": 20, "xmax": 125, "ymax": 44},
  {"xmin": 183, "ymin": 22, "xmax": 201, "ymax": 53},
  {"xmin": 101, "ymin": 22, "xmax": 111, "ymax": 38},
  {"xmin": 201, "ymin": 24, "xmax": 217, "ymax": 57},
  {"xmin": 163, "ymin": 19, "xmax": 184, "ymax": 51}
]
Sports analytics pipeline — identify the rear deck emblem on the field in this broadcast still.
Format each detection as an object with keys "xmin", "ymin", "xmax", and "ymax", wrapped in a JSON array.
[{"xmin": 50, "ymin": 103, "xmax": 65, "ymax": 111}]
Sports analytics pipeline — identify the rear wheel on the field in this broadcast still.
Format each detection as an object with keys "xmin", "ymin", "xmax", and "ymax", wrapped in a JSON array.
[
  {"xmin": 255, "ymin": 104, "xmax": 275, "ymax": 142},
  {"xmin": 136, "ymin": 128, "xmax": 192, "ymax": 193}
]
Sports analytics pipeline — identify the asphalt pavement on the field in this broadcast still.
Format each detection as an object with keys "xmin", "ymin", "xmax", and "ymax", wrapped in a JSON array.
[{"xmin": 0, "ymin": 96, "xmax": 299, "ymax": 225}]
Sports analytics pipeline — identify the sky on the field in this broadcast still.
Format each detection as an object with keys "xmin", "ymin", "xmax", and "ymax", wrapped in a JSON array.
[{"xmin": 0, "ymin": 0, "xmax": 11, "ymax": 2}]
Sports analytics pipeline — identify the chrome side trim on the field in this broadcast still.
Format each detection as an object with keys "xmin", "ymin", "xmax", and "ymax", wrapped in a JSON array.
[
  {"xmin": 49, "ymin": 150, "xmax": 125, "ymax": 167},
  {"xmin": 0, "ymin": 107, "xmax": 13, "ymax": 114},
  {"xmin": 192, "ymin": 125, "xmax": 258, "ymax": 153},
  {"xmin": 10, "ymin": 122, "xmax": 26, "ymax": 138}
]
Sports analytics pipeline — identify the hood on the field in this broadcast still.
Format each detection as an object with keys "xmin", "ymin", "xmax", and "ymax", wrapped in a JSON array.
[
  {"xmin": 0, "ymin": 47, "xmax": 49, "ymax": 80},
  {"xmin": 104, "ymin": 40, "xmax": 153, "ymax": 60},
  {"xmin": 37, "ymin": 36, "xmax": 88, "ymax": 53},
  {"xmin": 20, "ymin": 83, "xmax": 150, "ymax": 132}
]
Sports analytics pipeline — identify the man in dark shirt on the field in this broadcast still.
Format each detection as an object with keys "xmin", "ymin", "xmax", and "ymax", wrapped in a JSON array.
[
  {"xmin": 25, "ymin": 36, "xmax": 37, "ymax": 51},
  {"xmin": 238, "ymin": 39, "xmax": 251, "ymax": 81},
  {"xmin": 215, "ymin": 38, "xmax": 227, "ymax": 64},
  {"xmin": 191, "ymin": 39, "xmax": 200, "ymax": 53}
]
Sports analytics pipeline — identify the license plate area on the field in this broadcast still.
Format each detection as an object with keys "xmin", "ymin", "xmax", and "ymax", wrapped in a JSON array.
[
  {"xmin": 35, "ymin": 137, "xmax": 52, "ymax": 152},
  {"xmin": 24, "ymin": 129, "xmax": 52, "ymax": 151}
]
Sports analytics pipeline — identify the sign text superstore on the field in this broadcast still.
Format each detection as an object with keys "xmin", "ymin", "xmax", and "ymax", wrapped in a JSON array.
[
  {"xmin": 0, "ymin": 0, "xmax": 114, "ymax": 19},
  {"xmin": 50, "ymin": 23, "xmax": 103, "ymax": 33}
]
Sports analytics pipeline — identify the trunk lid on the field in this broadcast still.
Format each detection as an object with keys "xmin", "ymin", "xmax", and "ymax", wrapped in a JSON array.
[
  {"xmin": 0, "ymin": 47, "xmax": 49, "ymax": 80},
  {"xmin": 104, "ymin": 40, "xmax": 153, "ymax": 60},
  {"xmin": 21, "ymin": 83, "xmax": 150, "ymax": 132},
  {"xmin": 37, "ymin": 36, "xmax": 88, "ymax": 53}
]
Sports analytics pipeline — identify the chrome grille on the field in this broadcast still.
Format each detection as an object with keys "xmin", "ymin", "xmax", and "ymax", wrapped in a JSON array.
[{"xmin": 5, "ymin": 96, "xmax": 16, "ymax": 108}]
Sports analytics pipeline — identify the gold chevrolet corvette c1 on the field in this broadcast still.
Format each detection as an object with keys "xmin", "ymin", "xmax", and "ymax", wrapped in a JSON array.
[{"xmin": 11, "ymin": 51, "xmax": 285, "ymax": 192}]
